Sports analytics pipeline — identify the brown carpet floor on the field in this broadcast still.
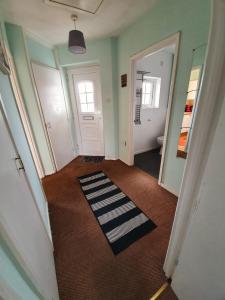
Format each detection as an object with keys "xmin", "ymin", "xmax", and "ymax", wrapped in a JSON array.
[{"xmin": 43, "ymin": 157, "xmax": 178, "ymax": 300}]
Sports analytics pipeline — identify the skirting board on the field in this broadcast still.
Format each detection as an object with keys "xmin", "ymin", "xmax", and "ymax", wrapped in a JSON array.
[
  {"xmin": 134, "ymin": 147, "xmax": 159, "ymax": 155},
  {"xmin": 44, "ymin": 170, "xmax": 55, "ymax": 176},
  {"xmin": 159, "ymin": 182, "xmax": 178, "ymax": 197},
  {"xmin": 105, "ymin": 156, "xmax": 118, "ymax": 161}
]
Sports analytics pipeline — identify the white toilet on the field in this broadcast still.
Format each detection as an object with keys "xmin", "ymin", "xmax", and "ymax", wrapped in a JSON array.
[{"xmin": 157, "ymin": 136, "xmax": 164, "ymax": 155}]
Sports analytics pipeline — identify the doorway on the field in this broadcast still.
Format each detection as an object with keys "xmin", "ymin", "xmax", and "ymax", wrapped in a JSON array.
[
  {"xmin": 68, "ymin": 66, "xmax": 104, "ymax": 157},
  {"xmin": 129, "ymin": 34, "xmax": 179, "ymax": 184}
]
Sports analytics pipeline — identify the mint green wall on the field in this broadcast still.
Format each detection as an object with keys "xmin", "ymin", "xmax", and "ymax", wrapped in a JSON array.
[
  {"xmin": 26, "ymin": 36, "xmax": 56, "ymax": 68},
  {"xmin": 5, "ymin": 23, "xmax": 54, "ymax": 175},
  {"xmin": 117, "ymin": 0, "xmax": 210, "ymax": 193},
  {"xmin": 55, "ymin": 37, "xmax": 118, "ymax": 159},
  {"xmin": 0, "ymin": 14, "xmax": 44, "ymax": 300},
  {"xmin": 110, "ymin": 37, "xmax": 119, "ymax": 157},
  {"xmin": 192, "ymin": 44, "xmax": 207, "ymax": 67},
  {"xmin": 4, "ymin": 0, "xmax": 210, "ymax": 194},
  {"xmin": 0, "ymin": 238, "xmax": 42, "ymax": 300}
]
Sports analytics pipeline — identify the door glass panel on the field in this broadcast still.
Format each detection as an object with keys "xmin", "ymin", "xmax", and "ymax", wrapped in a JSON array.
[
  {"xmin": 86, "ymin": 81, "xmax": 94, "ymax": 93},
  {"xmin": 87, "ymin": 103, "xmax": 94, "ymax": 112},
  {"xmin": 87, "ymin": 93, "xmax": 94, "ymax": 103},
  {"xmin": 81, "ymin": 104, "xmax": 88, "ymax": 112},
  {"xmin": 78, "ymin": 80, "xmax": 95, "ymax": 113},
  {"xmin": 80, "ymin": 94, "xmax": 87, "ymax": 103},
  {"xmin": 78, "ymin": 82, "xmax": 85, "ymax": 94}
]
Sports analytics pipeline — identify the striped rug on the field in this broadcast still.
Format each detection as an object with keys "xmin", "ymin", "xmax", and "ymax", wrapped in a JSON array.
[{"xmin": 78, "ymin": 171, "xmax": 157, "ymax": 255}]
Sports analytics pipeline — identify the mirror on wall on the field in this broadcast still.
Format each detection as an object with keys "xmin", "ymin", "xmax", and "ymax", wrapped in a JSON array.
[{"xmin": 177, "ymin": 45, "xmax": 207, "ymax": 159}]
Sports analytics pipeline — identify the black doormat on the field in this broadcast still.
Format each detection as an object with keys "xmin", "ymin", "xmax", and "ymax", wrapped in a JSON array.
[
  {"xmin": 82, "ymin": 156, "xmax": 104, "ymax": 163},
  {"xmin": 78, "ymin": 171, "xmax": 157, "ymax": 255}
]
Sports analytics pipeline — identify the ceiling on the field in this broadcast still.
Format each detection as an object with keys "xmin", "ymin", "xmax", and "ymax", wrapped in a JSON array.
[{"xmin": 1, "ymin": 0, "xmax": 158, "ymax": 47}]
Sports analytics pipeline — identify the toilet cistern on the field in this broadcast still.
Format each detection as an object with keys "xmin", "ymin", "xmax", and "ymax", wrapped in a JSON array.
[{"xmin": 157, "ymin": 136, "xmax": 164, "ymax": 155}]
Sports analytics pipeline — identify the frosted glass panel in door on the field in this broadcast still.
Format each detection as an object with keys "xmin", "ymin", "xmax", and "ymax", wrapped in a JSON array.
[{"xmin": 78, "ymin": 80, "xmax": 95, "ymax": 113}]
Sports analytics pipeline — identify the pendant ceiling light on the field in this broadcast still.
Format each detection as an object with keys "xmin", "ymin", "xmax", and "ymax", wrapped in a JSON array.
[{"xmin": 68, "ymin": 14, "xmax": 86, "ymax": 54}]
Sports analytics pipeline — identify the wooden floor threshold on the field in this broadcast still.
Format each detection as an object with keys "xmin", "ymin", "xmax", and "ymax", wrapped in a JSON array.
[{"xmin": 149, "ymin": 279, "xmax": 171, "ymax": 300}]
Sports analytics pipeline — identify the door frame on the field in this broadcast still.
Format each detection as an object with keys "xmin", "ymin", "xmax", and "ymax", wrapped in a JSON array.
[
  {"xmin": 21, "ymin": 28, "xmax": 57, "ymax": 176},
  {"xmin": 164, "ymin": 0, "xmax": 225, "ymax": 278},
  {"xmin": 5, "ymin": 47, "xmax": 45, "ymax": 179},
  {"xmin": 127, "ymin": 32, "xmax": 180, "ymax": 192},
  {"xmin": 67, "ymin": 65, "xmax": 105, "ymax": 156}
]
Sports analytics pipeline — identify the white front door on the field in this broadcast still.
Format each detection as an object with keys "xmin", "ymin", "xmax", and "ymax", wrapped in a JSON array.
[
  {"xmin": 0, "ymin": 100, "xmax": 59, "ymax": 299},
  {"xmin": 32, "ymin": 63, "xmax": 74, "ymax": 171},
  {"xmin": 70, "ymin": 67, "xmax": 104, "ymax": 156}
]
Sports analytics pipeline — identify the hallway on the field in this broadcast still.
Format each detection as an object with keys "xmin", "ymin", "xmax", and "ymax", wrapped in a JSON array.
[{"xmin": 43, "ymin": 158, "xmax": 177, "ymax": 300}]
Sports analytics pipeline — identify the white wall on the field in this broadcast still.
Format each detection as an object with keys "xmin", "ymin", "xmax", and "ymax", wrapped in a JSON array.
[
  {"xmin": 133, "ymin": 50, "xmax": 173, "ymax": 154},
  {"xmin": 172, "ymin": 92, "xmax": 225, "ymax": 299}
]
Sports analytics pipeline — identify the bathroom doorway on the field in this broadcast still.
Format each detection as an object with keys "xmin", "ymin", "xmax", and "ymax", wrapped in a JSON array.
[{"xmin": 128, "ymin": 34, "xmax": 180, "ymax": 186}]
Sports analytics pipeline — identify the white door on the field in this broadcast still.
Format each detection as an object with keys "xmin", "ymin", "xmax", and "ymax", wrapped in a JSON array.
[
  {"xmin": 70, "ymin": 67, "xmax": 104, "ymax": 156},
  {"xmin": 0, "ymin": 101, "xmax": 59, "ymax": 299},
  {"xmin": 32, "ymin": 63, "xmax": 74, "ymax": 170}
]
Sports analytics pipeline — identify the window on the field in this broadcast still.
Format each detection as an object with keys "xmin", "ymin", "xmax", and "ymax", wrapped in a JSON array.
[
  {"xmin": 142, "ymin": 77, "xmax": 161, "ymax": 108},
  {"xmin": 78, "ymin": 80, "xmax": 95, "ymax": 113}
]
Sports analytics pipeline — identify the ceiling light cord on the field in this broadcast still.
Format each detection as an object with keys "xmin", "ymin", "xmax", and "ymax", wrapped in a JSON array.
[{"xmin": 71, "ymin": 14, "xmax": 78, "ymax": 30}]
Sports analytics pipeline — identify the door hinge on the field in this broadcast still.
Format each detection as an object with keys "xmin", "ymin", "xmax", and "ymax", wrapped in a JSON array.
[{"xmin": 15, "ymin": 156, "xmax": 25, "ymax": 171}]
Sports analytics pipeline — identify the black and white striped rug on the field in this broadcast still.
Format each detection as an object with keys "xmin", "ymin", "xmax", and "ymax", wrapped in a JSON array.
[{"xmin": 78, "ymin": 171, "xmax": 157, "ymax": 255}]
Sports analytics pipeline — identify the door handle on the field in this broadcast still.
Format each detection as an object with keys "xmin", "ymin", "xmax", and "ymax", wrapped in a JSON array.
[{"xmin": 15, "ymin": 156, "xmax": 25, "ymax": 171}]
